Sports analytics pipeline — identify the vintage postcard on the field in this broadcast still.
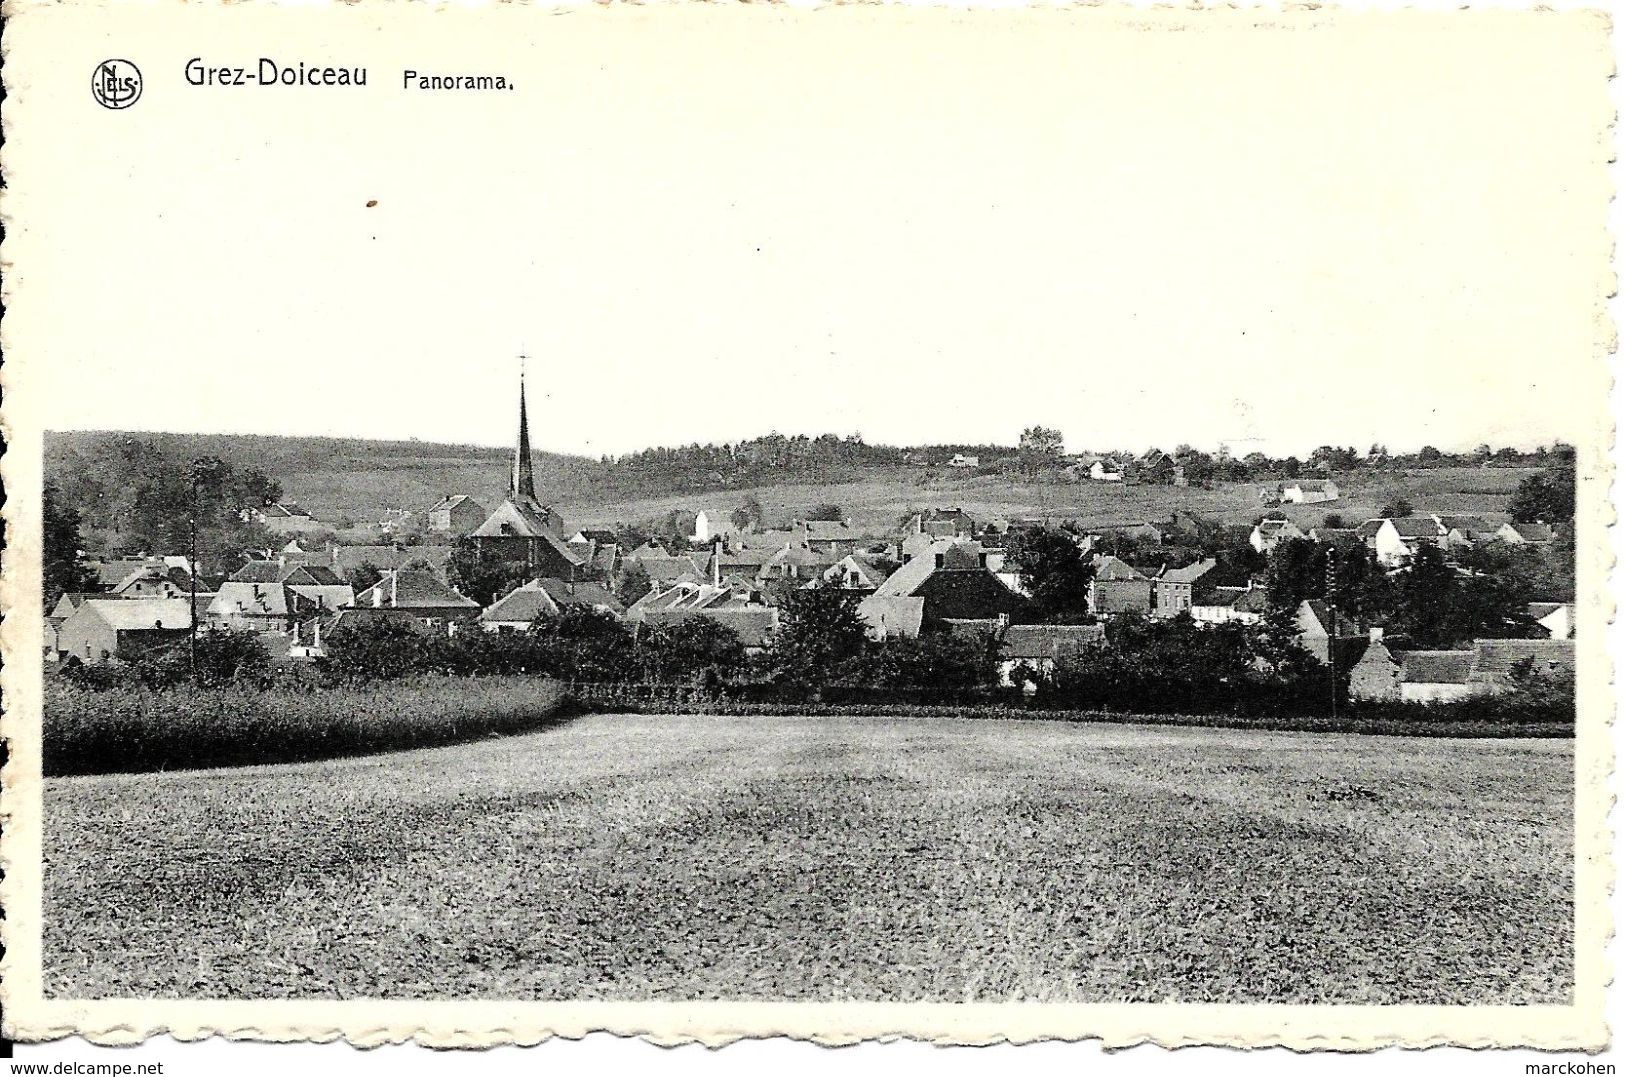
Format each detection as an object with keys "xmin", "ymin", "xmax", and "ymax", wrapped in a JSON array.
[{"xmin": 0, "ymin": 0, "xmax": 1614, "ymax": 1054}]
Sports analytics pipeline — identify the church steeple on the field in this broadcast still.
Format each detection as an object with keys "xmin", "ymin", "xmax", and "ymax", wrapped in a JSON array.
[{"xmin": 512, "ymin": 359, "xmax": 536, "ymax": 501}]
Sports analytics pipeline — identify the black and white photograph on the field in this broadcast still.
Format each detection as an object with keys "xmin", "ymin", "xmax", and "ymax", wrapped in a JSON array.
[{"xmin": 0, "ymin": 0, "xmax": 1614, "ymax": 1059}]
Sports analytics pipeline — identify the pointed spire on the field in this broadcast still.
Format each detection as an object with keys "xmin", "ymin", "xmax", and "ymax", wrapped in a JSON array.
[{"xmin": 512, "ymin": 353, "xmax": 536, "ymax": 501}]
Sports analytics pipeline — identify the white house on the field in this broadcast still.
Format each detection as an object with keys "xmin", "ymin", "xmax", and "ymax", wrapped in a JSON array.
[
  {"xmin": 1277, "ymin": 479, "xmax": 1340, "ymax": 504},
  {"xmin": 1374, "ymin": 517, "xmax": 1445, "ymax": 567},
  {"xmin": 1249, "ymin": 518, "xmax": 1306, "ymax": 554},
  {"xmin": 1190, "ymin": 585, "xmax": 1268, "ymax": 626},
  {"xmin": 1089, "ymin": 460, "xmax": 1124, "ymax": 482},
  {"xmin": 947, "ymin": 453, "xmax": 980, "ymax": 469}
]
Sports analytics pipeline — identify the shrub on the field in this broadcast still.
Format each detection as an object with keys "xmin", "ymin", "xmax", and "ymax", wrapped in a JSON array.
[{"xmin": 43, "ymin": 675, "xmax": 576, "ymax": 776}]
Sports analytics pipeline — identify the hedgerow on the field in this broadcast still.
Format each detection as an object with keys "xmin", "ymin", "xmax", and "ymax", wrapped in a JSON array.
[{"xmin": 43, "ymin": 675, "xmax": 576, "ymax": 776}]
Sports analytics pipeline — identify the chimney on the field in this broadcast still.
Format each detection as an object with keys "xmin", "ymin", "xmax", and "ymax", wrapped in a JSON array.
[{"xmin": 712, "ymin": 538, "xmax": 722, "ymax": 588}]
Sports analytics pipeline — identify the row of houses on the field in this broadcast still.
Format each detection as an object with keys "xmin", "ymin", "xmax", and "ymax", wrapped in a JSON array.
[{"xmin": 1250, "ymin": 512, "xmax": 1556, "ymax": 565}]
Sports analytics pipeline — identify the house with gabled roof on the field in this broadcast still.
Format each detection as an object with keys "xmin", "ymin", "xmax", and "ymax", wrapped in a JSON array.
[
  {"xmin": 1470, "ymin": 638, "xmax": 1575, "ymax": 692},
  {"xmin": 1190, "ymin": 584, "xmax": 1268, "ymax": 626},
  {"xmin": 862, "ymin": 540, "xmax": 1026, "ymax": 634},
  {"xmin": 1274, "ymin": 479, "xmax": 1340, "ymax": 504},
  {"xmin": 1088, "ymin": 555, "xmax": 1151, "ymax": 616},
  {"xmin": 57, "ymin": 598, "xmax": 192, "ymax": 664},
  {"xmin": 1134, "ymin": 451, "xmax": 1176, "ymax": 485},
  {"xmin": 248, "ymin": 502, "xmax": 325, "ymax": 535},
  {"xmin": 1375, "ymin": 517, "xmax": 1448, "ymax": 566},
  {"xmin": 995, "ymin": 623, "xmax": 1107, "ymax": 687},
  {"xmin": 795, "ymin": 519, "xmax": 864, "ymax": 555},
  {"xmin": 818, "ymin": 554, "xmax": 895, "ymax": 593},
  {"xmin": 1397, "ymin": 650, "xmax": 1478, "ymax": 702},
  {"xmin": 479, "ymin": 577, "xmax": 624, "ymax": 631},
  {"xmin": 1250, "ymin": 518, "xmax": 1306, "ymax": 554},
  {"xmin": 351, "ymin": 569, "xmax": 480, "ymax": 628},
  {"xmin": 1294, "ymin": 598, "xmax": 1363, "ymax": 664},
  {"xmin": 1498, "ymin": 521, "xmax": 1556, "ymax": 546},
  {"xmin": 424, "ymin": 494, "xmax": 489, "ymax": 536},
  {"xmin": 1152, "ymin": 559, "xmax": 1216, "ymax": 619},
  {"xmin": 110, "ymin": 563, "xmax": 195, "ymax": 599},
  {"xmin": 1347, "ymin": 636, "xmax": 1574, "ymax": 702},
  {"xmin": 1527, "ymin": 602, "xmax": 1574, "ymax": 640}
]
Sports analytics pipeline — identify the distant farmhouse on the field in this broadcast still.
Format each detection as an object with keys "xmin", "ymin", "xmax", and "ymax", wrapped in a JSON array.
[
  {"xmin": 1263, "ymin": 478, "xmax": 1340, "ymax": 505},
  {"xmin": 243, "ymin": 501, "xmax": 325, "ymax": 535}
]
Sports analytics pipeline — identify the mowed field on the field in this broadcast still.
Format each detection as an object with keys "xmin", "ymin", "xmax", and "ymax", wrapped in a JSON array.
[{"xmin": 44, "ymin": 716, "xmax": 1571, "ymax": 1003}]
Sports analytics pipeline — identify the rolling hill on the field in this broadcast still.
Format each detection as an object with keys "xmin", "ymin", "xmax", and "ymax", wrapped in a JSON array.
[{"xmin": 44, "ymin": 430, "xmax": 1533, "ymax": 538}]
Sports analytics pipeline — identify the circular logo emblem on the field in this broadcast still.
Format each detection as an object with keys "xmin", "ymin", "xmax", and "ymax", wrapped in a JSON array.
[{"xmin": 92, "ymin": 59, "xmax": 142, "ymax": 109}]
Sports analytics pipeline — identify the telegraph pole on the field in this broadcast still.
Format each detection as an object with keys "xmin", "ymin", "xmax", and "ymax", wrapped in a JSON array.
[
  {"xmin": 188, "ymin": 463, "xmax": 200, "ymax": 680},
  {"xmin": 1325, "ymin": 546, "xmax": 1339, "ymax": 722}
]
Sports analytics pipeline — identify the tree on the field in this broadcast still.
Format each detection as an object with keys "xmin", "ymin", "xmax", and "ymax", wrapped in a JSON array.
[
  {"xmin": 615, "ymin": 561, "xmax": 653, "ymax": 607},
  {"xmin": 764, "ymin": 582, "xmax": 867, "ymax": 686},
  {"xmin": 1004, "ymin": 527, "xmax": 1094, "ymax": 620},
  {"xmin": 445, "ymin": 536, "xmax": 530, "ymax": 606},
  {"xmin": 1386, "ymin": 543, "xmax": 1527, "ymax": 648},
  {"xmin": 321, "ymin": 617, "xmax": 441, "ymax": 681},
  {"xmin": 1508, "ymin": 453, "xmax": 1575, "ymax": 523},
  {"xmin": 236, "ymin": 467, "xmax": 283, "ymax": 509},
  {"xmin": 863, "ymin": 630, "xmax": 995, "ymax": 689},
  {"xmin": 1018, "ymin": 425, "xmax": 1066, "ymax": 478},
  {"xmin": 639, "ymin": 617, "xmax": 747, "ymax": 681},
  {"xmin": 1379, "ymin": 497, "xmax": 1413, "ymax": 519},
  {"xmin": 532, "ymin": 608, "xmax": 637, "ymax": 682},
  {"xmin": 1262, "ymin": 537, "xmax": 1324, "ymax": 616},
  {"xmin": 184, "ymin": 628, "xmax": 273, "ymax": 687},
  {"xmin": 730, "ymin": 494, "xmax": 765, "ymax": 533},
  {"xmin": 43, "ymin": 480, "xmax": 98, "ymax": 606}
]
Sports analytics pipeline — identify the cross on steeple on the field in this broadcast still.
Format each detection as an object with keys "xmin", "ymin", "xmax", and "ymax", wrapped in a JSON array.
[{"xmin": 512, "ymin": 349, "xmax": 536, "ymax": 501}]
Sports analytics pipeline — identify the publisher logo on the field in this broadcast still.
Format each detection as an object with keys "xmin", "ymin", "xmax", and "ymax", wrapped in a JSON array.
[{"xmin": 92, "ymin": 59, "xmax": 142, "ymax": 109}]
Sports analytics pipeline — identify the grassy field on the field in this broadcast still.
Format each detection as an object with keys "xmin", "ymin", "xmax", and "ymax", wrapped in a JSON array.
[
  {"xmin": 563, "ymin": 466, "xmax": 1532, "ymax": 534},
  {"xmin": 44, "ymin": 715, "xmax": 1571, "ymax": 1003}
]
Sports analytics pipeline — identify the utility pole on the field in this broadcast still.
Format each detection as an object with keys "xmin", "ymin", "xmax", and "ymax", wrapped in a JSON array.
[
  {"xmin": 1325, "ymin": 546, "xmax": 1339, "ymax": 723},
  {"xmin": 188, "ymin": 466, "xmax": 199, "ymax": 681}
]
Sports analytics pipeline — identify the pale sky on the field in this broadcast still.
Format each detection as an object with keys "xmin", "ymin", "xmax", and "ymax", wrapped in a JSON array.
[{"xmin": 9, "ymin": 5, "xmax": 1612, "ymax": 459}]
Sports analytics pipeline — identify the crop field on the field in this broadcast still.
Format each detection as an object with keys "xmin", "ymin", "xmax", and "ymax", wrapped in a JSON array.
[
  {"xmin": 44, "ymin": 715, "xmax": 1571, "ymax": 1003},
  {"xmin": 562, "ymin": 466, "xmax": 1534, "ymax": 534}
]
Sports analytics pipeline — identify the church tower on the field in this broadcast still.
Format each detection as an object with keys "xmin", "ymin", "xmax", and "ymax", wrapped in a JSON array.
[
  {"xmin": 467, "ymin": 354, "xmax": 584, "ymax": 586},
  {"xmin": 512, "ymin": 368, "xmax": 537, "ymax": 501}
]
